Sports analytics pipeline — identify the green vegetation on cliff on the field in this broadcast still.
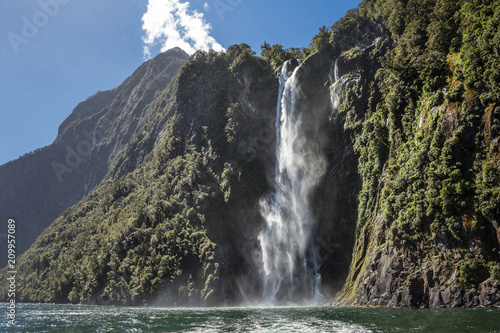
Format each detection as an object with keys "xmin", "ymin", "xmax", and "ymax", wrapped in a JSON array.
[
  {"xmin": 0, "ymin": 48, "xmax": 277, "ymax": 305},
  {"xmin": 326, "ymin": 0, "xmax": 500, "ymax": 306}
]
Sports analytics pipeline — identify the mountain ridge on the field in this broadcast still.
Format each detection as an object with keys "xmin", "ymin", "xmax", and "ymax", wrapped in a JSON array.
[{"xmin": 0, "ymin": 48, "xmax": 189, "ymax": 266}]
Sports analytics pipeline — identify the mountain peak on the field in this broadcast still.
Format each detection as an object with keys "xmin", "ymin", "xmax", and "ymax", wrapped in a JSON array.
[{"xmin": 57, "ymin": 47, "xmax": 189, "ymax": 136}]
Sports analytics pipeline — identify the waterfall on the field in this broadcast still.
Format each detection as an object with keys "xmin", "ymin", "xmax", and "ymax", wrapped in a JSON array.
[
  {"xmin": 258, "ymin": 59, "xmax": 326, "ymax": 304},
  {"xmin": 331, "ymin": 59, "xmax": 341, "ymax": 112}
]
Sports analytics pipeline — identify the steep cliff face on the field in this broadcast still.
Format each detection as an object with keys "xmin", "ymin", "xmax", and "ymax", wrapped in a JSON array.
[
  {"xmin": 0, "ymin": 48, "xmax": 188, "ymax": 266},
  {"xmin": 331, "ymin": 0, "xmax": 500, "ymax": 307}
]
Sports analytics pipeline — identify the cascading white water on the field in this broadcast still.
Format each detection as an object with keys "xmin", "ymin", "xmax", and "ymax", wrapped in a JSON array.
[
  {"xmin": 258, "ymin": 60, "xmax": 326, "ymax": 304},
  {"xmin": 331, "ymin": 59, "xmax": 344, "ymax": 113}
]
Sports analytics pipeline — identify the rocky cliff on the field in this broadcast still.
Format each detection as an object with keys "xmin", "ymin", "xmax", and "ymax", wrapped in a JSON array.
[{"xmin": 331, "ymin": 0, "xmax": 500, "ymax": 307}]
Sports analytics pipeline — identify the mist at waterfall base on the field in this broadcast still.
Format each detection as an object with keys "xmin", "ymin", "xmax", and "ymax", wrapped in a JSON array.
[{"xmin": 257, "ymin": 59, "xmax": 328, "ymax": 305}]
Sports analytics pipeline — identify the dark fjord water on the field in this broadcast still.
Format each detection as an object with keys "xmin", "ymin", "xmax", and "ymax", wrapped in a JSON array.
[{"xmin": 1, "ymin": 303, "xmax": 499, "ymax": 332}]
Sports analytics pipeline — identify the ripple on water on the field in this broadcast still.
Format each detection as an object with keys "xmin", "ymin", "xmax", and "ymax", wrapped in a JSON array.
[{"xmin": 1, "ymin": 304, "xmax": 500, "ymax": 333}]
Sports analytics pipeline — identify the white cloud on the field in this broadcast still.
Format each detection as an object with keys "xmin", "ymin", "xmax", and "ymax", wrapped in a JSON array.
[
  {"xmin": 142, "ymin": 0, "xmax": 224, "ymax": 59},
  {"xmin": 204, "ymin": 2, "xmax": 210, "ymax": 11}
]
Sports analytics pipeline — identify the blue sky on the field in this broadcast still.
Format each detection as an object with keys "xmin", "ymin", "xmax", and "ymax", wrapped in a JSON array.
[{"xmin": 0, "ymin": 0, "xmax": 360, "ymax": 165}]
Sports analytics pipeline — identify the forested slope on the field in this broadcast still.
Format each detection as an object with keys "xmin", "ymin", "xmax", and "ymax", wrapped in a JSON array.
[{"xmin": 329, "ymin": 0, "xmax": 500, "ymax": 307}]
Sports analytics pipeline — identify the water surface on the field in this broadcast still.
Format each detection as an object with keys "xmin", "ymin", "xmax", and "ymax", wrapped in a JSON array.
[{"xmin": 1, "ymin": 303, "xmax": 499, "ymax": 332}]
